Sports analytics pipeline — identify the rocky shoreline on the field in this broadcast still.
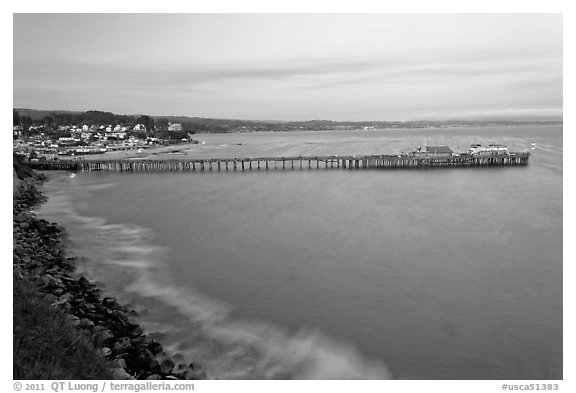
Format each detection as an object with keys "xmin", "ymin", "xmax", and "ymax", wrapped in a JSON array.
[{"xmin": 13, "ymin": 173, "xmax": 206, "ymax": 380}]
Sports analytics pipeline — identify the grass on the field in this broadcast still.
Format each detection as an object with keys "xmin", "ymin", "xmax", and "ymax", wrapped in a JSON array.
[{"xmin": 13, "ymin": 276, "xmax": 113, "ymax": 379}]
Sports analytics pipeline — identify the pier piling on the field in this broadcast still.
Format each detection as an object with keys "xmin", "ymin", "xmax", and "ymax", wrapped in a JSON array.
[{"xmin": 29, "ymin": 152, "xmax": 530, "ymax": 174}]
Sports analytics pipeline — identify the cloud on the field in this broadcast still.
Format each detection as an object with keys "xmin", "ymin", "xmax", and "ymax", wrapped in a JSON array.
[
  {"xmin": 15, "ymin": 49, "xmax": 559, "ymax": 90},
  {"xmin": 13, "ymin": 45, "xmax": 562, "ymax": 121}
]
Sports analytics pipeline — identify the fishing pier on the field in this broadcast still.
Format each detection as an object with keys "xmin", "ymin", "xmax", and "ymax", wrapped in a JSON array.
[{"xmin": 29, "ymin": 152, "xmax": 530, "ymax": 173}]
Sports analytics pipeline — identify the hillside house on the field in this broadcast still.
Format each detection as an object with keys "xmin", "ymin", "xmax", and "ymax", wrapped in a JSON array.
[{"xmin": 168, "ymin": 123, "xmax": 183, "ymax": 132}]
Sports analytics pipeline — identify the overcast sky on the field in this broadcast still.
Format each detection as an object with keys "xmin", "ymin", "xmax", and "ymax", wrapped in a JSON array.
[{"xmin": 13, "ymin": 14, "xmax": 562, "ymax": 121}]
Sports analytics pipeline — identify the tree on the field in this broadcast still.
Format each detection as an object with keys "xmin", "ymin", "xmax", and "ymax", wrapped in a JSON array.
[
  {"xmin": 13, "ymin": 110, "xmax": 20, "ymax": 127},
  {"xmin": 155, "ymin": 118, "xmax": 170, "ymax": 132},
  {"xmin": 136, "ymin": 115, "xmax": 155, "ymax": 136},
  {"xmin": 43, "ymin": 116, "xmax": 55, "ymax": 130},
  {"xmin": 21, "ymin": 116, "xmax": 33, "ymax": 136}
]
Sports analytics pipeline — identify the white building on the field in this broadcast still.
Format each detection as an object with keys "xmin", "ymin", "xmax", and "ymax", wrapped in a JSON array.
[{"xmin": 168, "ymin": 123, "xmax": 183, "ymax": 132}]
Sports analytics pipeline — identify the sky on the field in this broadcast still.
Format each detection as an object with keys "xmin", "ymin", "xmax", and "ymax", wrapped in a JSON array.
[{"xmin": 13, "ymin": 13, "xmax": 563, "ymax": 121}]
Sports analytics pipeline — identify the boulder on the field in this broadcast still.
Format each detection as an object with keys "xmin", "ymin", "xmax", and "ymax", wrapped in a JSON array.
[
  {"xmin": 94, "ymin": 329, "xmax": 115, "ymax": 347},
  {"xmin": 42, "ymin": 293, "xmax": 58, "ymax": 305},
  {"xmin": 58, "ymin": 293, "xmax": 73, "ymax": 303},
  {"xmin": 102, "ymin": 297, "xmax": 118, "ymax": 308},
  {"xmin": 148, "ymin": 359, "xmax": 161, "ymax": 374},
  {"xmin": 113, "ymin": 358, "xmax": 127, "ymax": 369},
  {"xmin": 77, "ymin": 318, "xmax": 94, "ymax": 329},
  {"xmin": 129, "ymin": 326, "xmax": 143, "ymax": 338},
  {"xmin": 160, "ymin": 358, "xmax": 175, "ymax": 375},
  {"xmin": 126, "ymin": 347, "xmax": 153, "ymax": 370},
  {"xmin": 77, "ymin": 276, "xmax": 91, "ymax": 288},
  {"xmin": 69, "ymin": 316, "xmax": 81, "ymax": 327},
  {"xmin": 147, "ymin": 341, "xmax": 163, "ymax": 355},
  {"xmin": 52, "ymin": 288, "xmax": 65, "ymax": 296},
  {"xmin": 112, "ymin": 337, "xmax": 132, "ymax": 354},
  {"xmin": 173, "ymin": 364, "xmax": 192, "ymax": 379}
]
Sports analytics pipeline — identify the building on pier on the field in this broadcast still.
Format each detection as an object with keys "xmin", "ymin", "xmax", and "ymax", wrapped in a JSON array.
[{"xmin": 411, "ymin": 145, "xmax": 454, "ymax": 157}]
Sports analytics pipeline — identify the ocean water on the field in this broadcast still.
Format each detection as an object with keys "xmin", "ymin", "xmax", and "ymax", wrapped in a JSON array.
[{"xmin": 37, "ymin": 127, "xmax": 562, "ymax": 379}]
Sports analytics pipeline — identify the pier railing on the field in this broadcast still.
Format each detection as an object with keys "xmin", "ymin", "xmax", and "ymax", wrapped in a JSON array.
[{"xmin": 28, "ymin": 152, "xmax": 530, "ymax": 173}]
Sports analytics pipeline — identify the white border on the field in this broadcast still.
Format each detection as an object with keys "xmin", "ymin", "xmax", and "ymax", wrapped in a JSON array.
[{"xmin": 3, "ymin": 2, "xmax": 571, "ymax": 392}]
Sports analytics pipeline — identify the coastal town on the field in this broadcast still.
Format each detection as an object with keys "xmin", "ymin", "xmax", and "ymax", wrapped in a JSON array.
[{"xmin": 13, "ymin": 118, "xmax": 198, "ymax": 162}]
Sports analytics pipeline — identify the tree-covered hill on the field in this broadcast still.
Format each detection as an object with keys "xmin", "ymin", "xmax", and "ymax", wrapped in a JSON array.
[{"xmin": 13, "ymin": 108, "xmax": 563, "ymax": 134}]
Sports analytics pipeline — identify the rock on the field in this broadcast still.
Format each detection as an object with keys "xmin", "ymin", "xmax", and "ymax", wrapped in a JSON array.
[
  {"xmin": 147, "ymin": 341, "xmax": 163, "ymax": 355},
  {"xmin": 112, "ymin": 337, "xmax": 132, "ymax": 354},
  {"xmin": 42, "ymin": 293, "xmax": 58, "ymax": 304},
  {"xmin": 154, "ymin": 352, "xmax": 168, "ymax": 363},
  {"xmin": 41, "ymin": 274, "xmax": 61, "ymax": 289},
  {"xmin": 148, "ymin": 359, "xmax": 161, "ymax": 374},
  {"xmin": 77, "ymin": 318, "xmax": 94, "ymax": 329},
  {"xmin": 58, "ymin": 293, "xmax": 73, "ymax": 303},
  {"xmin": 94, "ymin": 329, "xmax": 115, "ymax": 347},
  {"xmin": 129, "ymin": 326, "xmax": 143, "ymax": 338},
  {"xmin": 99, "ymin": 347, "xmax": 112, "ymax": 357},
  {"xmin": 31, "ymin": 266, "xmax": 46, "ymax": 276},
  {"xmin": 69, "ymin": 316, "xmax": 81, "ymax": 327},
  {"xmin": 113, "ymin": 358, "xmax": 127, "ymax": 369},
  {"xmin": 110, "ymin": 310, "xmax": 129, "ymax": 324},
  {"xmin": 77, "ymin": 276, "xmax": 91, "ymax": 288},
  {"xmin": 173, "ymin": 364, "xmax": 192, "ymax": 379},
  {"xmin": 102, "ymin": 297, "xmax": 117, "ymax": 308},
  {"xmin": 131, "ymin": 347, "xmax": 153, "ymax": 367},
  {"xmin": 160, "ymin": 358, "xmax": 175, "ymax": 375},
  {"xmin": 19, "ymin": 222, "xmax": 30, "ymax": 229},
  {"xmin": 52, "ymin": 288, "xmax": 65, "ymax": 296},
  {"xmin": 111, "ymin": 368, "xmax": 134, "ymax": 380}
]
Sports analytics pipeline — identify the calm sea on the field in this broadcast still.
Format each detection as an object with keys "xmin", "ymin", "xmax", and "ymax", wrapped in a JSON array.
[{"xmin": 37, "ymin": 126, "xmax": 563, "ymax": 379}]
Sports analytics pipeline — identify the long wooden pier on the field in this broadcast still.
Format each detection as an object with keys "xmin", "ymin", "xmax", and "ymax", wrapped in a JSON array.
[{"xmin": 28, "ymin": 152, "xmax": 530, "ymax": 173}]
